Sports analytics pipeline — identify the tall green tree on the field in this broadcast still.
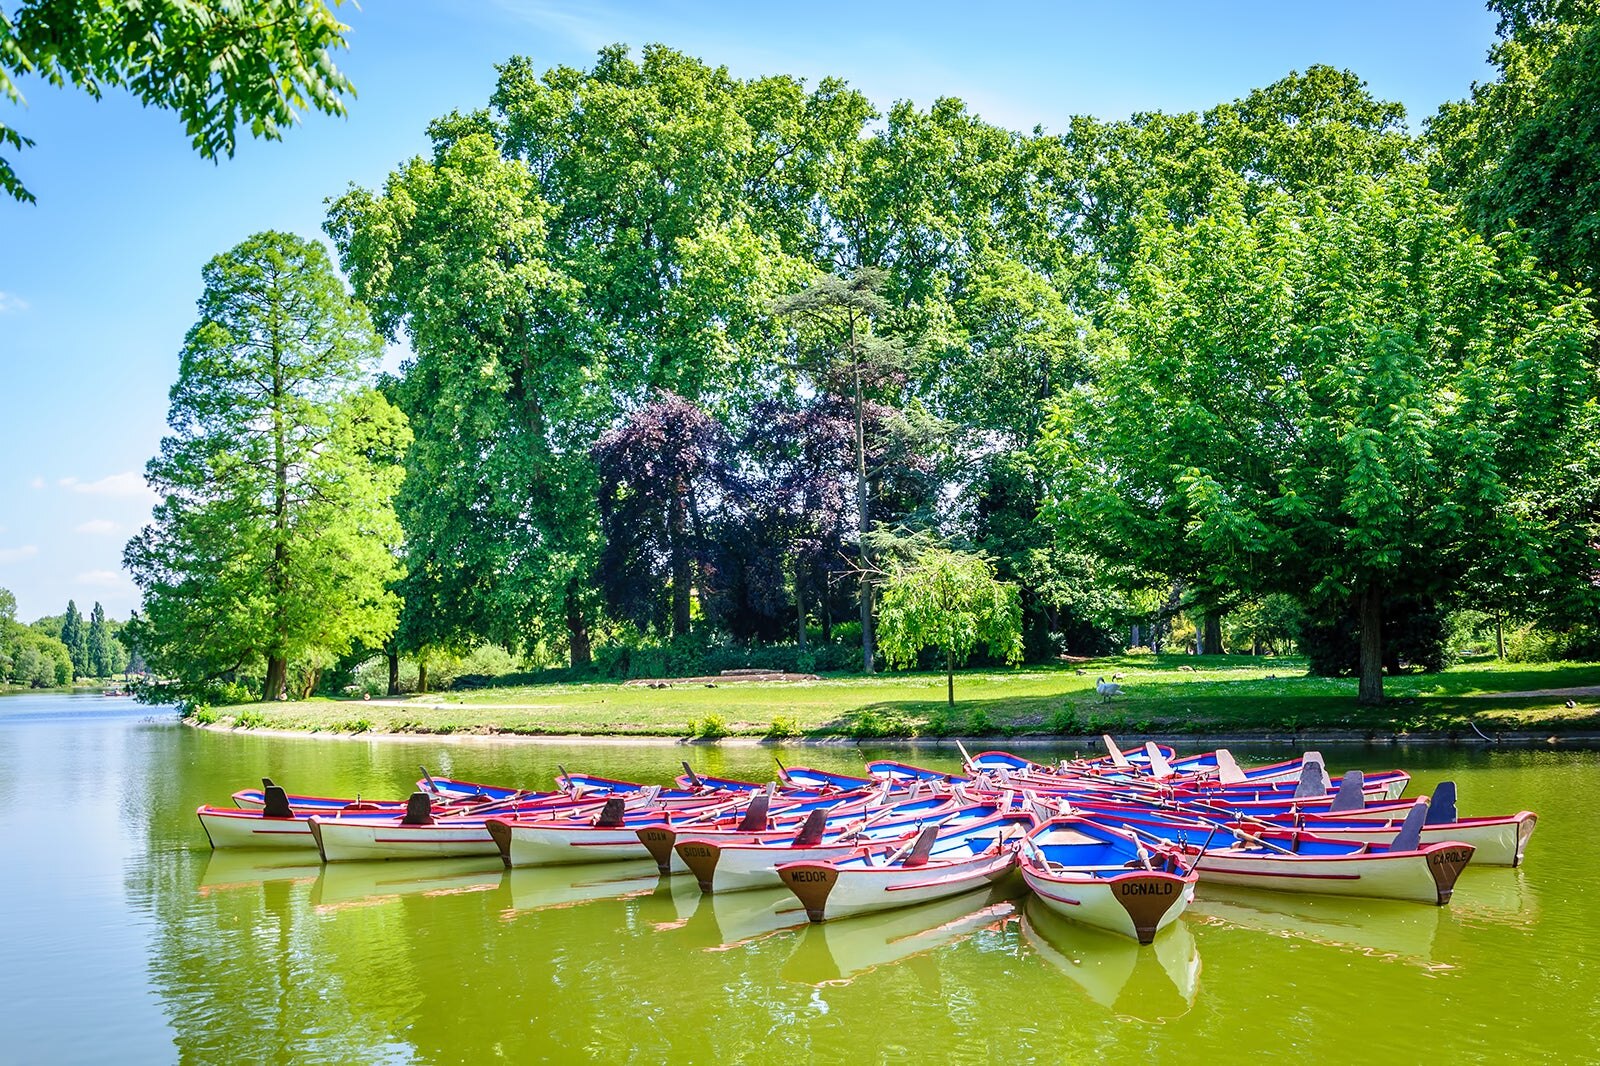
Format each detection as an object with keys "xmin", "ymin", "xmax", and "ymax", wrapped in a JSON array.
[
  {"xmin": 774, "ymin": 269, "xmax": 915, "ymax": 672},
  {"xmin": 86, "ymin": 601, "xmax": 121, "ymax": 677},
  {"xmin": 876, "ymin": 546, "xmax": 1022, "ymax": 705},
  {"xmin": 124, "ymin": 231, "xmax": 409, "ymax": 702},
  {"xmin": 2, "ymin": 0, "xmax": 356, "ymax": 202},
  {"xmin": 59, "ymin": 599, "xmax": 86, "ymax": 677},
  {"xmin": 1040, "ymin": 170, "xmax": 1600, "ymax": 703}
]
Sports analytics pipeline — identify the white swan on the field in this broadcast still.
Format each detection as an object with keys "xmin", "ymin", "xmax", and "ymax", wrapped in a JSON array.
[{"xmin": 1095, "ymin": 677, "xmax": 1122, "ymax": 702}]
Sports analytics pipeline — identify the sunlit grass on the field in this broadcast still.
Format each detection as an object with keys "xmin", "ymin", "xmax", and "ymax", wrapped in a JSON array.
[{"xmin": 207, "ymin": 653, "xmax": 1600, "ymax": 739}]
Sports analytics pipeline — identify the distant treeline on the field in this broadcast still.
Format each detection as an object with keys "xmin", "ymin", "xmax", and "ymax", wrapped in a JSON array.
[
  {"xmin": 123, "ymin": 2, "xmax": 1600, "ymax": 707},
  {"xmin": 0, "ymin": 589, "xmax": 136, "ymax": 687}
]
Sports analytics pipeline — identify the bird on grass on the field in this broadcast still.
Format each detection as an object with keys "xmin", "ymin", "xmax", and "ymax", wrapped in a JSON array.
[
  {"xmin": 1112, "ymin": 672, "xmax": 1125, "ymax": 681},
  {"xmin": 1096, "ymin": 677, "xmax": 1122, "ymax": 702}
]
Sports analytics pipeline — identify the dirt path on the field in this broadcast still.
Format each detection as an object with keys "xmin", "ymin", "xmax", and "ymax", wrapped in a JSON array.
[{"xmin": 1470, "ymin": 685, "xmax": 1600, "ymax": 699}]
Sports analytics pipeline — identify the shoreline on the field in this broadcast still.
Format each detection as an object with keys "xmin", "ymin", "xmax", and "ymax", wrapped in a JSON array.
[{"xmin": 181, "ymin": 718, "xmax": 1600, "ymax": 748}]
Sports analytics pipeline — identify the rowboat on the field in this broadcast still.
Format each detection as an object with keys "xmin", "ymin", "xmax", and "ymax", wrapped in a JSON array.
[
  {"xmin": 1019, "ymin": 816, "xmax": 1197, "ymax": 943},
  {"xmin": 1086, "ymin": 799, "xmax": 1477, "ymax": 905},
  {"xmin": 673, "ymin": 799, "xmax": 1000, "ymax": 894},
  {"xmin": 774, "ymin": 812, "xmax": 1030, "ymax": 922},
  {"xmin": 486, "ymin": 787, "xmax": 833, "ymax": 869}
]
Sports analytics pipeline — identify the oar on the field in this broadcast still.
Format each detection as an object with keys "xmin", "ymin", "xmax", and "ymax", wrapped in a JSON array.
[
  {"xmin": 773, "ymin": 756, "xmax": 791, "ymax": 783},
  {"xmin": 418, "ymin": 765, "xmax": 442, "ymax": 795},
  {"xmin": 556, "ymin": 764, "xmax": 574, "ymax": 793},
  {"xmin": 956, "ymin": 739, "xmax": 975, "ymax": 771}
]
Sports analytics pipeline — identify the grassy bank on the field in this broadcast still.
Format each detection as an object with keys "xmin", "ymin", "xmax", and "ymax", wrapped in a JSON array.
[{"xmin": 195, "ymin": 654, "xmax": 1600, "ymax": 739}]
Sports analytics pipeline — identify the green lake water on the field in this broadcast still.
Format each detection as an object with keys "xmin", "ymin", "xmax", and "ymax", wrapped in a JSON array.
[{"xmin": 2, "ymin": 690, "xmax": 1596, "ymax": 1063}]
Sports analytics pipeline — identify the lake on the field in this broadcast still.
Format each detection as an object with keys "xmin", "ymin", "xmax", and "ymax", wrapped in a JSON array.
[{"xmin": 2, "ymin": 690, "xmax": 1594, "ymax": 1063}]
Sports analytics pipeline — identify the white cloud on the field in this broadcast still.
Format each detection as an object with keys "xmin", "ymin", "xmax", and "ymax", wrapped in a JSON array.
[
  {"xmin": 74, "ymin": 569, "xmax": 128, "ymax": 587},
  {"xmin": 489, "ymin": 0, "xmax": 615, "ymax": 51},
  {"xmin": 75, "ymin": 519, "xmax": 119, "ymax": 535},
  {"xmin": 0, "ymin": 545, "xmax": 40, "ymax": 564},
  {"xmin": 29, "ymin": 477, "xmax": 44, "ymax": 490},
  {"xmin": 0, "ymin": 291, "xmax": 28, "ymax": 314},
  {"xmin": 59, "ymin": 471, "xmax": 157, "ymax": 502}
]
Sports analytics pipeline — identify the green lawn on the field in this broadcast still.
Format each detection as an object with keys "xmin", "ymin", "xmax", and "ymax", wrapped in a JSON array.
[{"xmin": 201, "ymin": 654, "xmax": 1600, "ymax": 739}]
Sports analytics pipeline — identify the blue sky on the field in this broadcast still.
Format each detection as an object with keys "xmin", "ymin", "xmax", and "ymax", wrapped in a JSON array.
[{"xmin": 0, "ymin": 1, "xmax": 1498, "ymax": 622}]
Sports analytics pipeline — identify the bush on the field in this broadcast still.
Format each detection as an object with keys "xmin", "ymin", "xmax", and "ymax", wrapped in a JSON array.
[
  {"xmin": 1050, "ymin": 706, "xmax": 1079, "ymax": 734},
  {"xmin": 687, "ymin": 713, "xmax": 731, "ymax": 739},
  {"xmin": 233, "ymin": 708, "xmax": 267, "ymax": 729},
  {"xmin": 189, "ymin": 704, "xmax": 220, "ymax": 725},
  {"xmin": 765, "ymin": 716, "xmax": 800, "ymax": 739},
  {"xmin": 967, "ymin": 708, "xmax": 994, "ymax": 735},
  {"xmin": 846, "ymin": 708, "xmax": 916, "ymax": 738},
  {"xmin": 333, "ymin": 717, "xmax": 374, "ymax": 733}
]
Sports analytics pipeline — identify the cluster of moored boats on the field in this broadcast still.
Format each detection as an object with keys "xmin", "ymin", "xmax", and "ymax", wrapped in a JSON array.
[{"xmin": 197, "ymin": 738, "xmax": 1536, "ymax": 944}]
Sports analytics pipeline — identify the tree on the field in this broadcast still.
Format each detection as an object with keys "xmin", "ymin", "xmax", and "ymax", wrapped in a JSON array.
[
  {"xmin": 85, "ymin": 601, "xmax": 123, "ymax": 677},
  {"xmin": 1040, "ymin": 169, "xmax": 1600, "ymax": 703},
  {"xmin": 2, "ymin": 0, "xmax": 356, "ymax": 203},
  {"xmin": 876, "ymin": 545, "xmax": 1022, "ymax": 705},
  {"xmin": 124, "ymin": 231, "xmax": 408, "ymax": 702},
  {"xmin": 775, "ymin": 269, "xmax": 913, "ymax": 672},
  {"xmin": 1427, "ymin": 2, "xmax": 1600, "ymax": 292},
  {"xmin": 59, "ymin": 599, "xmax": 86, "ymax": 677},
  {"xmin": 593, "ymin": 392, "xmax": 728, "ymax": 637}
]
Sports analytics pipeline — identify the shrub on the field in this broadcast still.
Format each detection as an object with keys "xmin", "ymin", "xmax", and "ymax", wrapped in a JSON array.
[
  {"xmin": 189, "ymin": 704, "xmax": 220, "ymax": 725},
  {"xmin": 333, "ymin": 717, "xmax": 374, "ymax": 734},
  {"xmin": 688, "ymin": 714, "xmax": 731, "ymax": 739},
  {"xmin": 967, "ymin": 708, "xmax": 994, "ymax": 735},
  {"xmin": 1050, "ymin": 706, "xmax": 1079, "ymax": 734},
  {"xmin": 233, "ymin": 708, "xmax": 267, "ymax": 729},
  {"xmin": 765, "ymin": 716, "xmax": 800, "ymax": 739}
]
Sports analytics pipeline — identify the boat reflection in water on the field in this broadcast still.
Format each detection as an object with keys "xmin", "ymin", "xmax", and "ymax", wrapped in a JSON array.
[
  {"xmin": 1188, "ymin": 883, "xmax": 1442, "ymax": 965},
  {"xmin": 503, "ymin": 859, "xmax": 670, "ymax": 915},
  {"xmin": 1021, "ymin": 896, "xmax": 1200, "ymax": 1021},
  {"xmin": 1448, "ymin": 867, "xmax": 1539, "ymax": 929},
  {"xmin": 197, "ymin": 851, "xmax": 322, "ymax": 895},
  {"xmin": 782, "ymin": 883, "xmax": 1019, "ymax": 986},
  {"xmin": 681, "ymin": 886, "xmax": 810, "ymax": 950},
  {"xmin": 311, "ymin": 857, "xmax": 505, "ymax": 910}
]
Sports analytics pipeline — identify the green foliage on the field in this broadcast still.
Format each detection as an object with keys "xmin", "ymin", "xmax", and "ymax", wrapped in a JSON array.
[
  {"xmin": 189, "ymin": 705, "xmax": 220, "ymax": 726},
  {"xmin": 232, "ymin": 708, "xmax": 267, "ymax": 729},
  {"xmin": 1428, "ymin": 3, "xmax": 1600, "ymax": 291},
  {"xmin": 876, "ymin": 545, "xmax": 1023, "ymax": 704},
  {"xmin": 124, "ymin": 231, "xmax": 408, "ymax": 704},
  {"xmin": 1041, "ymin": 168, "xmax": 1600, "ymax": 702},
  {"xmin": 1, "ymin": 0, "xmax": 356, "ymax": 203},
  {"xmin": 687, "ymin": 714, "xmax": 731, "ymax": 739},
  {"xmin": 765, "ymin": 716, "xmax": 800, "ymax": 739},
  {"xmin": 1049, "ymin": 706, "xmax": 1080, "ymax": 734},
  {"xmin": 966, "ymin": 708, "xmax": 994, "ymax": 735}
]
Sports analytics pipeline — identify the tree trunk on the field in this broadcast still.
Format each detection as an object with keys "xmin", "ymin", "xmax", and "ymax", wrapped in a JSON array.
[
  {"xmin": 566, "ymin": 579, "xmax": 592, "ymax": 668},
  {"xmin": 795, "ymin": 559, "xmax": 807, "ymax": 650},
  {"xmin": 1204, "ymin": 613, "xmax": 1224, "ymax": 657},
  {"xmin": 1495, "ymin": 612, "xmax": 1505, "ymax": 659},
  {"xmin": 669, "ymin": 480, "xmax": 692, "ymax": 638},
  {"xmin": 947, "ymin": 649, "xmax": 955, "ymax": 707},
  {"xmin": 298, "ymin": 668, "xmax": 320, "ymax": 701},
  {"xmin": 855, "ymin": 369, "xmax": 874, "ymax": 674},
  {"xmin": 1130, "ymin": 623, "xmax": 1140, "ymax": 649},
  {"xmin": 387, "ymin": 651, "xmax": 400, "ymax": 697},
  {"xmin": 1357, "ymin": 587, "xmax": 1384, "ymax": 705},
  {"xmin": 264, "ymin": 656, "xmax": 287, "ymax": 702},
  {"xmin": 418, "ymin": 661, "xmax": 429, "ymax": 695},
  {"xmin": 819, "ymin": 562, "xmax": 832, "ymax": 644}
]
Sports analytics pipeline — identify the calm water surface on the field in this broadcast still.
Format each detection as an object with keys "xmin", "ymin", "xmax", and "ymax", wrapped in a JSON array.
[{"xmin": 2, "ymin": 691, "xmax": 1595, "ymax": 1063}]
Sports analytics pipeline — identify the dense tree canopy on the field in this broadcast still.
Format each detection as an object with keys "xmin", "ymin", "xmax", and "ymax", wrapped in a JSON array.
[
  {"xmin": 112, "ymin": 16, "xmax": 1600, "ymax": 703},
  {"xmin": 1040, "ymin": 169, "xmax": 1600, "ymax": 702}
]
